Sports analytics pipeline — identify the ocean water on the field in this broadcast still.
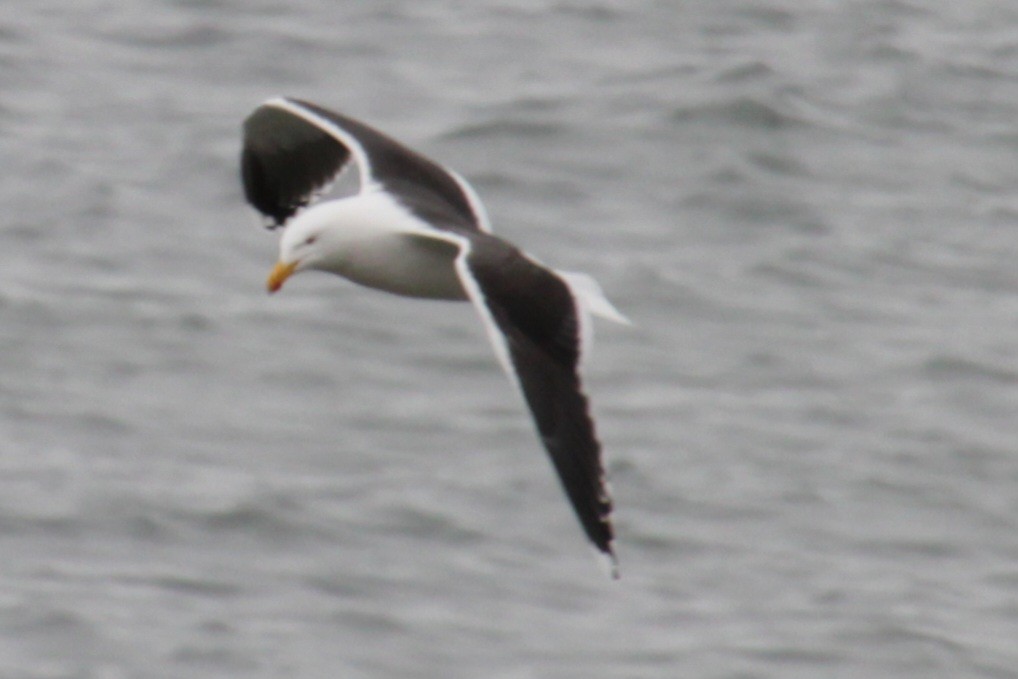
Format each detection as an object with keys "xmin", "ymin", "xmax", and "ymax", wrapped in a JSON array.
[{"xmin": 2, "ymin": 1, "xmax": 1018, "ymax": 677}]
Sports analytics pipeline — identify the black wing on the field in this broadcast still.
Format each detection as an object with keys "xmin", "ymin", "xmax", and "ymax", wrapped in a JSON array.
[
  {"xmin": 464, "ymin": 235, "xmax": 616, "ymax": 572},
  {"xmin": 241, "ymin": 102, "xmax": 351, "ymax": 227},
  {"xmin": 241, "ymin": 98, "xmax": 489, "ymax": 231}
]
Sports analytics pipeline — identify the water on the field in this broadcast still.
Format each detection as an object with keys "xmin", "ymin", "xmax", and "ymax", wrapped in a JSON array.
[{"xmin": 2, "ymin": 1, "xmax": 1017, "ymax": 677}]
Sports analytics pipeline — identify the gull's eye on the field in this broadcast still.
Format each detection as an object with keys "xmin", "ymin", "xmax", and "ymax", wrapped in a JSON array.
[{"xmin": 304, "ymin": 235, "xmax": 318, "ymax": 246}]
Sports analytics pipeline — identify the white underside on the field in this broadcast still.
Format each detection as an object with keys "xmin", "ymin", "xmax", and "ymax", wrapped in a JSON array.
[
  {"xmin": 285, "ymin": 191, "xmax": 626, "ymax": 387},
  {"xmin": 333, "ymin": 229, "xmax": 465, "ymax": 301},
  {"xmin": 293, "ymin": 191, "xmax": 466, "ymax": 300}
]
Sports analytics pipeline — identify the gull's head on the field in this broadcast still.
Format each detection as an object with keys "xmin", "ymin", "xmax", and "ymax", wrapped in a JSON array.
[{"xmin": 266, "ymin": 205, "xmax": 342, "ymax": 293}]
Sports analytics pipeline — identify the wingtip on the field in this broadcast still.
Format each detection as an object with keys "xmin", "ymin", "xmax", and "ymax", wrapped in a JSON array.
[{"xmin": 594, "ymin": 546, "xmax": 620, "ymax": 580}]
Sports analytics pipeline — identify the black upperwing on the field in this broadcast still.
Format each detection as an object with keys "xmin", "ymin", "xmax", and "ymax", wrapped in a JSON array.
[
  {"xmin": 241, "ymin": 102, "xmax": 351, "ymax": 227},
  {"xmin": 241, "ymin": 98, "xmax": 488, "ymax": 232},
  {"xmin": 464, "ymin": 235, "xmax": 616, "ymax": 571}
]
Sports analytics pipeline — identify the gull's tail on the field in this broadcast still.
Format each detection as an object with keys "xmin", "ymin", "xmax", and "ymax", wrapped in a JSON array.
[{"xmin": 558, "ymin": 271, "xmax": 630, "ymax": 325}]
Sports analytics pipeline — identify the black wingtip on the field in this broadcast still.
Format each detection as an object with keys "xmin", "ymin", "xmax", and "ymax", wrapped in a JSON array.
[{"xmin": 240, "ymin": 101, "xmax": 350, "ymax": 226}]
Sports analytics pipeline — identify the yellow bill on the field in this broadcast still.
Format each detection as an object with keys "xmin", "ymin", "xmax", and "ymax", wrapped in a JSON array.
[{"xmin": 266, "ymin": 260, "xmax": 298, "ymax": 293}]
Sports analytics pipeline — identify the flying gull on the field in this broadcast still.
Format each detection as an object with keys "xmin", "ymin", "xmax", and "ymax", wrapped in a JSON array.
[{"xmin": 240, "ymin": 98, "xmax": 628, "ymax": 576}]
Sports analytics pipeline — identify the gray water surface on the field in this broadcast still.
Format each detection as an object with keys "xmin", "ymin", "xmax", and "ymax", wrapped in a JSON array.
[{"xmin": 2, "ymin": 2, "xmax": 1017, "ymax": 677}]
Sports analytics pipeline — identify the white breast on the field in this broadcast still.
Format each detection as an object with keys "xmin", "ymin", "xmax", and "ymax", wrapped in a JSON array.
[{"xmin": 302, "ymin": 192, "xmax": 467, "ymax": 301}]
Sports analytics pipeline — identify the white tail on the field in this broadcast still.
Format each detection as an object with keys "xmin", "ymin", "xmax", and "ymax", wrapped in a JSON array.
[
  {"xmin": 558, "ymin": 271, "xmax": 630, "ymax": 325},
  {"xmin": 557, "ymin": 270, "xmax": 629, "ymax": 368}
]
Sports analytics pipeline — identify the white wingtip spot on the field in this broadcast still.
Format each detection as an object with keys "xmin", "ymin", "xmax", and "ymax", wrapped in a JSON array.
[{"xmin": 592, "ymin": 545, "xmax": 620, "ymax": 580}]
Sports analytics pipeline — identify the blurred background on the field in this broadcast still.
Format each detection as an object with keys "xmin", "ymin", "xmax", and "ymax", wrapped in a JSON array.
[{"xmin": 1, "ymin": 1, "xmax": 1017, "ymax": 677}]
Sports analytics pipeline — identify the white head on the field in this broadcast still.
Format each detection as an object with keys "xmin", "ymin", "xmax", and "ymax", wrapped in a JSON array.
[
  {"xmin": 265, "ymin": 202, "xmax": 350, "ymax": 293},
  {"xmin": 264, "ymin": 191, "xmax": 425, "ymax": 294}
]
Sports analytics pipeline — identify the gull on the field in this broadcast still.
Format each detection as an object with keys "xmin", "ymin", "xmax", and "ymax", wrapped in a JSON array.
[{"xmin": 241, "ymin": 98, "xmax": 627, "ymax": 576}]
